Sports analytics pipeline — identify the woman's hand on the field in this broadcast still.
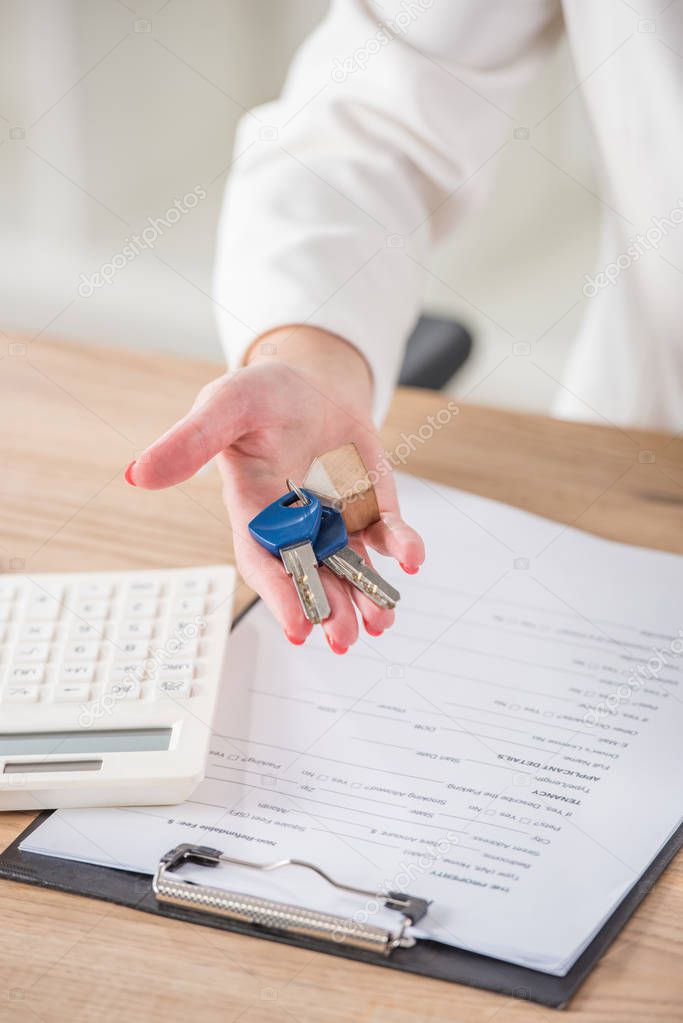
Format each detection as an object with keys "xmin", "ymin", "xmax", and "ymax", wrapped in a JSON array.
[{"xmin": 125, "ymin": 327, "xmax": 424, "ymax": 652}]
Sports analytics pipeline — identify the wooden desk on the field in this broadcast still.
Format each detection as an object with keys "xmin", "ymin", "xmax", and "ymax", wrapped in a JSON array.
[{"xmin": 1, "ymin": 338, "xmax": 682, "ymax": 1022}]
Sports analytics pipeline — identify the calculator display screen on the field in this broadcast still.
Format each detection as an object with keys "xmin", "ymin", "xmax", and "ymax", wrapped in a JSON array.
[{"xmin": 0, "ymin": 728, "xmax": 173, "ymax": 757}]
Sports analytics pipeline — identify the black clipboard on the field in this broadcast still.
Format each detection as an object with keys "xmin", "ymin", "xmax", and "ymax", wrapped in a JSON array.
[
  {"xmin": 1, "ymin": 600, "xmax": 681, "ymax": 1009},
  {"xmin": 1, "ymin": 816, "xmax": 681, "ymax": 1008}
]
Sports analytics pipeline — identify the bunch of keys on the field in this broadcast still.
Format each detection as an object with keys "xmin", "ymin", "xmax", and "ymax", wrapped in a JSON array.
[{"xmin": 248, "ymin": 479, "xmax": 400, "ymax": 624}]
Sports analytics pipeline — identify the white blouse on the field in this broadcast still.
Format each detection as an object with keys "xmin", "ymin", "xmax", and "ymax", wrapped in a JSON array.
[{"xmin": 214, "ymin": 0, "xmax": 683, "ymax": 431}]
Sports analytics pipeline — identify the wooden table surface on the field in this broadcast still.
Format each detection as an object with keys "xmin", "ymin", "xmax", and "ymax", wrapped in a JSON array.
[{"xmin": 1, "ymin": 337, "xmax": 682, "ymax": 1023}]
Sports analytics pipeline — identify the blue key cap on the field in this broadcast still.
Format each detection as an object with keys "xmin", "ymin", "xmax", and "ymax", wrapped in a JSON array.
[
  {"xmin": 248, "ymin": 488, "xmax": 322, "ymax": 555},
  {"xmin": 313, "ymin": 506, "xmax": 348, "ymax": 562},
  {"xmin": 249, "ymin": 485, "xmax": 330, "ymax": 623},
  {"xmin": 314, "ymin": 506, "xmax": 401, "ymax": 610}
]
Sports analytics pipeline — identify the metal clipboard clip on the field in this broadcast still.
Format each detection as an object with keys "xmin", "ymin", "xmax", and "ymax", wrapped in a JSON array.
[{"xmin": 153, "ymin": 843, "xmax": 430, "ymax": 956}]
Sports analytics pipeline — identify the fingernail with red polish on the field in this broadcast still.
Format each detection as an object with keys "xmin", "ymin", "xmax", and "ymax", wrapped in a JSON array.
[
  {"xmin": 363, "ymin": 619, "xmax": 383, "ymax": 637},
  {"xmin": 326, "ymin": 635, "xmax": 348, "ymax": 655},
  {"xmin": 124, "ymin": 461, "xmax": 137, "ymax": 486},
  {"xmin": 400, "ymin": 563, "xmax": 419, "ymax": 575},
  {"xmin": 285, "ymin": 632, "xmax": 305, "ymax": 646}
]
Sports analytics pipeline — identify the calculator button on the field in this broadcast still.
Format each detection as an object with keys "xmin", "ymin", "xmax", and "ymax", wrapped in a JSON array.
[
  {"xmin": 21, "ymin": 622, "xmax": 54, "ymax": 641},
  {"xmin": 0, "ymin": 604, "xmax": 12, "ymax": 623},
  {"xmin": 29, "ymin": 583, "xmax": 64, "ymax": 600},
  {"xmin": 117, "ymin": 620, "xmax": 154, "ymax": 640},
  {"xmin": 115, "ymin": 640, "xmax": 150, "ymax": 659},
  {"xmin": 63, "ymin": 640, "xmax": 101, "ymax": 661},
  {"xmin": 26, "ymin": 594, "xmax": 61, "ymax": 621},
  {"xmin": 166, "ymin": 618, "xmax": 202, "ymax": 639},
  {"xmin": 0, "ymin": 582, "xmax": 15, "ymax": 601},
  {"xmin": 69, "ymin": 621, "xmax": 103, "ymax": 640},
  {"xmin": 171, "ymin": 596, "xmax": 205, "ymax": 617},
  {"xmin": 123, "ymin": 597, "xmax": 158, "ymax": 618},
  {"xmin": 8, "ymin": 664, "xmax": 45, "ymax": 684},
  {"xmin": 54, "ymin": 682, "xmax": 90, "ymax": 702},
  {"xmin": 155, "ymin": 678, "xmax": 192, "ymax": 698},
  {"xmin": 127, "ymin": 580, "xmax": 161, "ymax": 596},
  {"xmin": 73, "ymin": 599, "xmax": 110, "ymax": 622},
  {"xmin": 108, "ymin": 664, "xmax": 146, "ymax": 682},
  {"xmin": 61, "ymin": 663, "xmax": 95, "ymax": 683},
  {"xmin": 165, "ymin": 635, "xmax": 198, "ymax": 658},
  {"xmin": 176, "ymin": 577, "xmax": 209, "ymax": 596},
  {"xmin": 78, "ymin": 580, "xmax": 112, "ymax": 599},
  {"xmin": 158, "ymin": 662, "xmax": 193, "ymax": 682},
  {"xmin": 4, "ymin": 685, "xmax": 40, "ymax": 703},
  {"xmin": 14, "ymin": 642, "xmax": 50, "ymax": 662},
  {"xmin": 105, "ymin": 679, "xmax": 141, "ymax": 700}
]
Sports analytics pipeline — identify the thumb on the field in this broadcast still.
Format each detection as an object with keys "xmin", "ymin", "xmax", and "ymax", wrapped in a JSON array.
[{"xmin": 126, "ymin": 374, "xmax": 249, "ymax": 489}]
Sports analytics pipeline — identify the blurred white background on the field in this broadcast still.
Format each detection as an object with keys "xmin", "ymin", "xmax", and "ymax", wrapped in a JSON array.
[{"xmin": 0, "ymin": 0, "xmax": 599, "ymax": 414}]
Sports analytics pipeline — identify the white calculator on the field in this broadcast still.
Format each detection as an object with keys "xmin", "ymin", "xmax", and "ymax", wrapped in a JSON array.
[{"xmin": 0, "ymin": 565, "xmax": 235, "ymax": 810}]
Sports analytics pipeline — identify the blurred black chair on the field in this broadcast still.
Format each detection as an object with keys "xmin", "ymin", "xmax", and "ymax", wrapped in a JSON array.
[{"xmin": 398, "ymin": 314, "xmax": 472, "ymax": 390}]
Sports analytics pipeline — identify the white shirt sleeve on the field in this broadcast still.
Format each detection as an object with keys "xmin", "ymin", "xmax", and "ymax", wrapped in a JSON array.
[{"xmin": 214, "ymin": 0, "xmax": 560, "ymax": 421}]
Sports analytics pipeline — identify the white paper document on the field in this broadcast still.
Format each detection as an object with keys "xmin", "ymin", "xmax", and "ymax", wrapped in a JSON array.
[{"xmin": 23, "ymin": 475, "xmax": 683, "ymax": 975}]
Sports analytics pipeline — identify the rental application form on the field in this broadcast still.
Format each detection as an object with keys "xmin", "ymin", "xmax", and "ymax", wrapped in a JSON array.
[{"xmin": 24, "ymin": 475, "xmax": 683, "ymax": 975}]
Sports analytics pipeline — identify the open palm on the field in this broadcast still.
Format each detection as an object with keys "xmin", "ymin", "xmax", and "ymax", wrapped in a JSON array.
[{"xmin": 127, "ymin": 356, "xmax": 424, "ymax": 651}]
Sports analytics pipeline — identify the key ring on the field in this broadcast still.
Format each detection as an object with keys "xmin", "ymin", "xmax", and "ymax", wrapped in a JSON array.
[{"xmin": 285, "ymin": 478, "xmax": 310, "ymax": 506}]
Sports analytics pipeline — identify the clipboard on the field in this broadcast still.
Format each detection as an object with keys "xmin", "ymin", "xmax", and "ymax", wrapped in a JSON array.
[
  {"xmin": 2, "ymin": 809, "xmax": 681, "ymax": 1008},
  {"xmin": 1, "ymin": 602, "xmax": 681, "ymax": 1009}
]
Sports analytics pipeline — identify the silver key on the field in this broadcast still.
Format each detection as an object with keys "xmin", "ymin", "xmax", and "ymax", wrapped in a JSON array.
[
  {"xmin": 281, "ymin": 543, "xmax": 331, "ymax": 624},
  {"xmin": 282, "ymin": 479, "xmax": 330, "ymax": 623},
  {"xmin": 324, "ymin": 547, "xmax": 400, "ymax": 610},
  {"xmin": 250, "ymin": 479, "xmax": 330, "ymax": 624}
]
